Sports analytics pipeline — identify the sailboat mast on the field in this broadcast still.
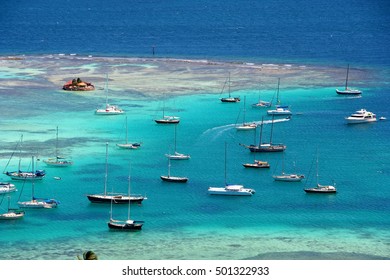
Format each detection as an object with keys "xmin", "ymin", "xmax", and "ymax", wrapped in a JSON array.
[
  {"xmin": 125, "ymin": 116, "xmax": 128, "ymax": 144},
  {"xmin": 269, "ymin": 115, "xmax": 275, "ymax": 144},
  {"xmin": 104, "ymin": 143, "xmax": 108, "ymax": 196},
  {"xmin": 31, "ymin": 156, "xmax": 35, "ymax": 200},
  {"xmin": 127, "ymin": 164, "xmax": 131, "ymax": 221},
  {"xmin": 167, "ymin": 157, "xmax": 171, "ymax": 177},
  {"xmin": 242, "ymin": 96, "xmax": 246, "ymax": 124},
  {"xmin": 174, "ymin": 124, "xmax": 177, "ymax": 153},
  {"xmin": 105, "ymin": 74, "xmax": 109, "ymax": 106},
  {"xmin": 18, "ymin": 135, "xmax": 23, "ymax": 172},
  {"xmin": 345, "ymin": 64, "xmax": 350, "ymax": 90},
  {"xmin": 55, "ymin": 126, "xmax": 59, "ymax": 162},
  {"xmin": 276, "ymin": 78, "xmax": 280, "ymax": 105},
  {"xmin": 228, "ymin": 72, "xmax": 231, "ymax": 98},
  {"xmin": 316, "ymin": 152, "xmax": 319, "ymax": 186},
  {"xmin": 259, "ymin": 117, "xmax": 264, "ymax": 145}
]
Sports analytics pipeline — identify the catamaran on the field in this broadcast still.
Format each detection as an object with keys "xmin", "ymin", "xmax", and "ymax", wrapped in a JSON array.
[{"xmin": 44, "ymin": 126, "xmax": 73, "ymax": 167}]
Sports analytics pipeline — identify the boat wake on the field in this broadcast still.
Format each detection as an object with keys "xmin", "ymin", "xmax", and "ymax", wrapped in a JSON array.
[{"xmin": 199, "ymin": 117, "xmax": 291, "ymax": 142}]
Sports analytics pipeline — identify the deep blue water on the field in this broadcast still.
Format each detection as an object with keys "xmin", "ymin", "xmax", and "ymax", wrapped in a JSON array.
[
  {"xmin": 1, "ymin": 0, "xmax": 389, "ymax": 66},
  {"xmin": 0, "ymin": 0, "xmax": 390, "ymax": 260}
]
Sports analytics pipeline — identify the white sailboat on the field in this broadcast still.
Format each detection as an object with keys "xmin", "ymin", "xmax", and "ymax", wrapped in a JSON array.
[
  {"xmin": 44, "ymin": 126, "xmax": 73, "ymax": 167},
  {"xmin": 18, "ymin": 156, "xmax": 59, "ymax": 208},
  {"xmin": 4, "ymin": 135, "xmax": 46, "ymax": 180},
  {"xmin": 165, "ymin": 124, "xmax": 190, "ymax": 160},
  {"xmin": 0, "ymin": 196, "xmax": 25, "ymax": 220},
  {"xmin": 116, "ymin": 116, "xmax": 142, "ymax": 149},
  {"xmin": 95, "ymin": 74, "xmax": 124, "ymax": 115},
  {"xmin": 154, "ymin": 96, "xmax": 180, "ymax": 124},
  {"xmin": 273, "ymin": 154, "xmax": 304, "ymax": 182},
  {"xmin": 108, "ymin": 164, "xmax": 144, "ymax": 230},
  {"xmin": 336, "ymin": 64, "xmax": 362, "ymax": 95},
  {"xmin": 208, "ymin": 143, "xmax": 255, "ymax": 196},
  {"xmin": 304, "ymin": 153, "xmax": 336, "ymax": 193},
  {"xmin": 236, "ymin": 96, "xmax": 256, "ymax": 130},
  {"xmin": 267, "ymin": 78, "xmax": 292, "ymax": 116}
]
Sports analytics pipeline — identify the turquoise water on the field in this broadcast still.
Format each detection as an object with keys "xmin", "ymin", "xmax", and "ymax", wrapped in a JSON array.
[{"xmin": 0, "ymin": 57, "xmax": 389, "ymax": 260}]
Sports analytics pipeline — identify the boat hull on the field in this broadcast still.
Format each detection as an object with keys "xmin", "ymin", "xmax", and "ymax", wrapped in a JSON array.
[
  {"xmin": 108, "ymin": 221, "xmax": 143, "ymax": 230},
  {"xmin": 345, "ymin": 118, "xmax": 376, "ymax": 124},
  {"xmin": 243, "ymin": 163, "xmax": 270, "ymax": 168},
  {"xmin": 208, "ymin": 186, "xmax": 255, "ymax": 196},
  {"xmin": 44, "ymin": 160, "xmax": 73, "ymax": 167},
  {"xmin": 220, "ymin": 97, "xmax": 240, "ymax": 103},
  {"xmin": 5, "ymin": 171, "xmax": 45, "ymax": 180},
  {"xmin": 87, "ymin": 194, "xmax": 145, "ymax": 204},
  {"xmin": 160, "ymin": 176, "xmax": 188, "ymax": 183},
  {"xmin": 236, "ymin": 124, "xmax": 256, "ymax": 131},
  {"xmin": 0, "ymin": 211, "xmax": 25, "ymax": 220},
  {"xmin": 273, "ymin": 174, "xmax": 304, "ymax": 182},
  {"xmin": 249, "ymin": 145, "xmax": 286, "ymax": 153},
  {"xmin": 336, "ymin": 89, "xmax": 362, "ymax": 95},
  {"xmin": 116, "ymin": 143, "xmax": 140, "ymax": 149},
  {"xmin": 304, "ymin": 185, "xmax": 337, "ymax": 193}
]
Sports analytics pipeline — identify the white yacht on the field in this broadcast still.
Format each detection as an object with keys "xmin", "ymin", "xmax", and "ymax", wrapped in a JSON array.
[
  {"xmin": 208, "ymin": 184, "xmax": 255, "ymax": 196},
  {"xmin": 345, "ymin": 109, "xmax": 376, "ymax": 124},
  {"xmin": 267, "ymin": 105, "xmax": 292, "ymax": 116}
]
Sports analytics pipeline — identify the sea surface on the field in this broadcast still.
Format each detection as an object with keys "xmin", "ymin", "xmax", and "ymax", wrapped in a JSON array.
[{"xmin": 0, "ymin": 0, "xmax": 389, "ymax": 260}]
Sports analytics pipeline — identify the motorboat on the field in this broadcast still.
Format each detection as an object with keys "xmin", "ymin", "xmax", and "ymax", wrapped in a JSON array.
[
  {"xmin": 267, "ymin": 105, "xmax": 292, "ymax": 116},
  {"xmin": 345, "ymin": 109, "xmax": 376, "ymax": 124},
  {"xmin": 208, "ymin": 184, "xmax": 255, "ymax": 196}
]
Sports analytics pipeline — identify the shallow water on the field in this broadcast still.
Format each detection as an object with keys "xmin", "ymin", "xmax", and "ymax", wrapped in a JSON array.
[{"xmin": 0, "ymin": 56, "xmax": 389, "ymax": 260}]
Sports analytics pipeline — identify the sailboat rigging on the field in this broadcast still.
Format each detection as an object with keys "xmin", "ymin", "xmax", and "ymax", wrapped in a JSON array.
[
  {"xmin": 304, "ymin": 152, "xmax": 336, "ymax": 193},
  {"xmin": 336, "ymin": 64, "xmax": 362, "ymax": 95},
  {"xmin": 154, "ymin": 95, "xmax": 180, "ymax": 124},
  {"xmin": 87, "ymin": 143, "xmax": 146, "ymax": 204},
  {"xmin": 0, "ymin": 196, "xmax": 25, "ymax": 220},
  {"xmin": 108, "ymin": 164, "xmax": 144, "ymax": 230},
  {"xmin": 220, "ymin": 72, "xmax": 240, "ymax": 103},
  {"xmin": 4, "ymin": 135, "xmax": 46, "ymax": 180},
  {"xmin": 240, "ymin": 116, "xmax": 286, "ymax": 152},
  {"xmin": 267, "ymin": 78, "xmax": 292, "ymax": 115},
  {"xmin": 44, "ymin": 126, "xmax": 73, "ymax": 167},
  {"xmin": 208, "ymin": 142, "xmax": 255, "ymax": 196},
  {"xmin": 18, "ymin": 156, "xmax": 59, "ymax": 208},
  {"xmin": 95, "ymin": 74, "xmax": 124, "ymax": 115},
  {"xmin": 160, "ymin": 156, "xmax": 188, "ymax": 183},
  {"xmin": 236, "ymin": 96, "xmax": 256, "ymax": 130},
  {"xmin": 165, "ymin": 124, "xmax": 190, "ymax": 160},
  {"xmin": 273, "ymin": 154, "xmax": 304, "ymax": 181},
  {"xmin": 116, "ymin": 116, "xmax": 142, "ymax": 149}
]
